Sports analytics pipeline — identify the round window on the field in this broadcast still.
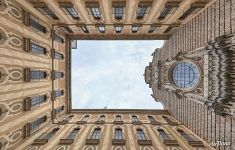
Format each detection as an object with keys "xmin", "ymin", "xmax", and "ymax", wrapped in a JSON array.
[{"xmin": 172, "ymin": 61, "xmax": 200, "ymax": 89}]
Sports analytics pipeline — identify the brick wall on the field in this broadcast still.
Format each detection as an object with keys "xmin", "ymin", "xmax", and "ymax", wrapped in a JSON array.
[{"xmin": 153, "ymin": 0, "xmax": 235, "ymax": 149}]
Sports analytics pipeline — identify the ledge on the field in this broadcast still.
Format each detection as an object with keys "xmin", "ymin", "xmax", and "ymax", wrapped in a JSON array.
[
  {"xmin": 33, "ymin": 139, "xmax": 48, "ymax": 145},
  {"xmin": 113, "ymin": 121, "xmax": 124, "ymax": 125},
  {"xmin": 188, "ymin": 141, "xmax": 204, "ymax": 147},
  {"xmin": 60, "ymin": 139, "xmax": 74, "ymax": 145},
  {"xmin": 112, "ymin": 139, "xmax": 126, "ymax": 145},
  {"xmin": 163, "ymin": 140, "xmax": 179, "ymax": 146},
  {"xmin": 137, "ymin": 139, "xmax": 152, "ymax": 145},
  {"xmin": 95, "ymin": 120, "xmax": 105, "ymax": 124},
  {"xmin": 132, "ymin": 121, "xmax": 142, "ymax": 125},
  {"xmin": 86, "ymin": 139, "xmax": 100, "ymax": 145}
]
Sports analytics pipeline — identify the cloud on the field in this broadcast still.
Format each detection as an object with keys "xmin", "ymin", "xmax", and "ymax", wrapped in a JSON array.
[{"xmin": 72, "ymin": 40, "xmax": 164, "ymax": 109}]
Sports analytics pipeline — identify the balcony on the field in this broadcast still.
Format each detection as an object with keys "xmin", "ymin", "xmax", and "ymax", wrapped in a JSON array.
[
  {"xmin": 160, "ymin": 134, "xmax": 179, "ymax": 146},
  {"xmin": 150, "ymin": 121, "xmax": 161, "ymax": 125},
  {"xmin": 95, "ymin": 120, "xmax": 105, "ymax": 124},
  {"xmin": 86, "ymin": 138, "xmax": 100, "ymax": 145},
  {"xmin": 136, "ymin": 133, "xmax": 152, "ymax": 145},
  {"xmin": 132, "ymin": 121, "xmax": 142, "ymax": 125},
  {"xmin": 112, "ymin": 134, "xmax": 126, "ymax": 145},
  {"xmin": 76, "ymin": 120, "xmax": 87, "ymax": 124},
  {"xmin": 113, "ymin": 120, "xmax": 124, "ymax": 125},
  {"xmin": 33, "ymin": 133, "xmax": 50, "ymax": 145}
]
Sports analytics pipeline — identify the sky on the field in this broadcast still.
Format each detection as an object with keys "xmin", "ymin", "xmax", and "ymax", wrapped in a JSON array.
[{"xmin": 71, "ymin": 40, "xmax": 164, "ymax": 109}]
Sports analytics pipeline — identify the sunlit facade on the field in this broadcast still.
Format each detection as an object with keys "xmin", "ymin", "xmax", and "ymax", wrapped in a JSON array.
[{"xmin": 0, "ymin": 0, "xmax": 234, "ymax": 149}]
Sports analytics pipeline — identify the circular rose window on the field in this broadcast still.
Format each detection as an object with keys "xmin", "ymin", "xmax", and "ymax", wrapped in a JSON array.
[{"xmin": 172, "ymin": 61, "xmax": 200, "ymax": 89}]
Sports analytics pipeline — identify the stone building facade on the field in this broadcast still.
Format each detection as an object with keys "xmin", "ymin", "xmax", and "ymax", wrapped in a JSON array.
[
  {"xmin": 144, "ymin": 0, "xmax": 235, "ymax": 150},
  {"xmin": 0, "ymin": 0, "xmax": 234, "ymax": 149}
]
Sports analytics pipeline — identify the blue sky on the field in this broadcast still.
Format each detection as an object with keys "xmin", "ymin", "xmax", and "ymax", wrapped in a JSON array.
[{"xmin": 72, "ymin": 40, "xmax": 164, "ymax": 109}]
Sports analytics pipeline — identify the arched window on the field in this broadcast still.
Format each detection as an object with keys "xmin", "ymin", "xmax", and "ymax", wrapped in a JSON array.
[
  {"xmin": 98, "ymin": 115, "xmax": 105, "ymax": 121},
  {"xmin": 64, "ymin": 115, "xmax": 74, "ymax": 122},
  {"xmin": 114, "ymin": 128, "xmax": 123, "ymax": 140},
  {"xmin": 177, "ymin": 129, "xmax": 195, "ymax": 141},
  {"xmin": 172, "ymin": 61, "xmax": 200, "ymax": 88},
  {"xmin": 90, "ymin": 128, "xmax": 101, "ymax": 139},
  {"xmin": 132, "ymin": 115, "xmax": 139, "ymax": 122},
  {"xmin": 67, "ymin": 127, "xmax": 80, "ymax": 139},
  {"xmin": 81, "ymin": 115, "xmax": 89, "ymax": 121},
  {"xmin": 157, "ymin": 129, "xmax": 171, "ymax": 140},
  {"xmin": 136, "ymin": 129, "xmax": 146, "ymax": 140},
  {"xmin": 147, "ymin": 116, "xmax": 156, "ymax": 123},
  {"xmin": 115, "ymin": 115, "xmax": 122, "ymax": 121}
]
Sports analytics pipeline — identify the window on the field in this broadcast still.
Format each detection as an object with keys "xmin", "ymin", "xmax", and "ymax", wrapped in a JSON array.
[
  {"xmin": 136, "ymin": 129, "xmax": 146, "ymax": 140},
  {"xmin": 115, "ymin": 26, "xmax": 122, "ymax": 33},
  {"xmin": 31, "ymin": 43, "xmax": 47, "ymax": 55},
  {"xmin": 81, "ymin": 26, "xmax": 89, "ymax": 33},
  {"xmin": 34, "ymin": 3, "xmax": 59, "ymax": 20},
  {"xmin": 31, "ymin": 95, "xmax": 47, "ymax": 107},
  {"xmin": 177, "ymin": 129, "xmax": 195, "ymax": 141},
  {"xmin": 148, "ymin": 116, "xmax": 156, "ymax": 123},
  {"xmin": 53, "ymin": 71, "xmax": 64, "ymax": 79},
  {"xmin": 53, "ymin": 90, "xmax": 64, "ymax": 99},
  {"xmin": 30, "ymin": 70, "xmax": 47, "ymax": 80},
  {"xmin": 29, "ymin": 15, "xmax": 47, "ymax": 33},
  {"xmin": 67, "ymin": 128, "xmax": 80, "ymax": 139},
  {"xmin": 90, "ymin": 7, "xmax": 101, "ymax": 20},
  {"xmin": 64, "ymin": 7, "xmax": 79, "ymax": 20},
  {"xmin": 158, "ymin": 2, "xmax": 180, "ymax": 20},
  {"xmin": 132, "ymin": 25, "xmax": 140, "ymax": 33},
  {"xmin": 52, "ymin": 32, "xmax": 64, "ymax": 44},
  {"xmin": 54, "ymin": 106, "xmax": 64, "ymax": 116},
  {"xmin": 114, "ymin": 7, "xmax": 124, "ymax": 20},
  {"xmin": 37, "ymin": 128, "xmax": 60, "ymax": 140},
  {"xmin": 136, "ymin": 6, "xmax": 147, "ymax": 19},
  {"xmin": 30, "ymin": 116, "xmax": 47, "ymax": 132},
  {"xmin": 115, "ymin": 115, "xmax": 122, "ymax": 121},
  {"xmin": 132, "ymin": 115, "xmax": 139, "ymax": 122},
  {"xmin": 172, "ymin": 61, "xmax": 200, "ymax": 88},
  {"xmin": 98, "ymin": 115, "xmax": 105, "ymax": 121},
  {"xmin": 114, "ymin": 128, "xmax": 123, "ymax": 140},
  {"xmin": 158, "ymin": 129, "xmax": 171, "ymax": 140},
  {"xmin": 158, "ymin": 6, "xmax": 172, "ymax": 20},
  {"xmin": 60, "ymin": 26, "xmax": 73, "ymax": 33},
  {"xmin": 97, "ymin": 26, "xmax": 105, "ymax": 33},
  {"xmin": 81, "ymin": 115, "xmax": 89, "ymax": 121},
  {"xmin": 148, "ymin": 26, "xmax": 157, "ymax": 33},
  {"xmin": 90, "ymin": 128, "xmax": 101, "ymax": 139},
  {"xmin": 63, "ymin": 115, "xmax": 74, "ymax": 122},
  {"xmin": 53, "ymin": 50, "xmax": 64, "ymax": 60}
]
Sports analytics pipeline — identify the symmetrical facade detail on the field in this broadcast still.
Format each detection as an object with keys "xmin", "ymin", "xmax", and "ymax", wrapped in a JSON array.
[{"xmin": 1, "ymin": 0, "xmax": 234, "ymax": 149}]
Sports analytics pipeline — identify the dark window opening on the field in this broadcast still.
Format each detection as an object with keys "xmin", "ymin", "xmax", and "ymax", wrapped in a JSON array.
[{"xmin": 30, "ymin": 70, "xmax": 47, "ymax": 80}]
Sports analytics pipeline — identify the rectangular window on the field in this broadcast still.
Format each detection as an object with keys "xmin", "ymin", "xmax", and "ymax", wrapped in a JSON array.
[
  {"xmin": 158, "ymin": 129, "xmax": 172, "ymax": 140},
  {"xmin": 53, "ymin": 71, "xmax": 64, "ymax": 79},
  {"xmin": 132, "ymin": 25, "xmax": 140, "ymax": 33},
  {"xmin": 54, "ymin": 106, "xmax": 64, "ymax": 115},
  {"xmin": 90, "ymin": 128, "xmax": 101, "ymax": 139},
  {"xmin": 31, "ymin": 42, "xmax": 47, "ymax": 55},
  {"xmin": 30, "ymin": 116, "xmax": 47, "ymax": 132},
  {"xmin": 136, "ymin": 129, "xmax": 146, "ymax": 140},
  {"xmin": 114, "ymin": 26, "xmax": 122, "ymax": 33},
  {"xmin": 114, "ymin": 129, "xmax": 123, "ymax": 140},
  {"xmin": 136, "ymin": 6, "xmax": 147, "ymax": 19},
  {"xmin": 29, "ymin": 15, "xmax": 47, "ymax": 33},
  {"xmin": 52, "ymin": 32, "xmax": 64, "ymax": 44},
  {"xmin": 53, "ymin": 50, "xmax": 64, "ymax": 60},
  {"xmin": 148, "ymin": 26, "xmax": 156, "ymax": 33},
  {"xmin": 81, "ymin": 26, "xmax": 89, "ymax": 33},
  {"xmin": 97, "ymin": 26, "xmax": 105, "ymax": 33},
  {"xmin": 158, "ymin": 2, "xmax": 180, "ymax": 20},
  {"xmin": 54, "ymin": 90, "xmax": 64, "ymax": 99},
  {"xmin": 114, "ymin": 7, "xmax": 124, "ymax": 20},
  {"xmin": 34, "ymin": 3, "xmax": 59, "ymax": 20},
  {"xmin": 65, "ymin": 7, "xmax": 79, "ymax": 20},
  {"xmin": 38, "ymin": 128, "xmax": 59, "ymax": 140},
  {"xmin": 60, "ymin": 26, "xmax": 73, "ymax": 33},
  {"xmin": 30, "ymin": 70, "xmax": 47, "ymax": 80},
  {"xmin": 31, "ymin": 95, "xmax": 47, "ymax": 107},
  {"xmin": 90, "ymin": 7, "xmax": 101, "ymax": 20}
]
